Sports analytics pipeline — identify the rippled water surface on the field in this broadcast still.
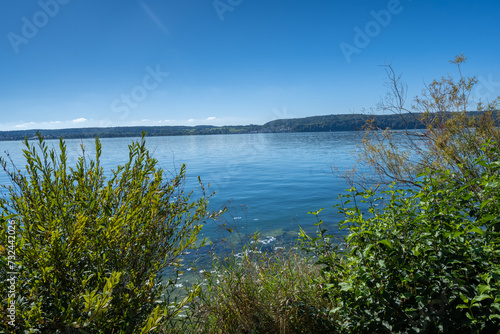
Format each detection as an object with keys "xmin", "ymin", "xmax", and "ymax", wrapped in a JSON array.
[{"xmin": 0, "ymin": 132, "xmax": 366, "ymax": 245}]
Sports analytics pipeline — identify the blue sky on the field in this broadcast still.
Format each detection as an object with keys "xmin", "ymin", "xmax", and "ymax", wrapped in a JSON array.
[{"xmin": 1, "ymin": 0, "xmax": 499, "ymax": 131}]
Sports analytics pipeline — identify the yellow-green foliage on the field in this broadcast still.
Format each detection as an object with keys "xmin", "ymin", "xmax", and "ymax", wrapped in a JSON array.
[
  {"xmin": 358, "ymin": 55, "xmax": 500, "ymax": 188},
  {"xmin": 0, "ymin": 134, "xmax": 217, "ymax": 333}
]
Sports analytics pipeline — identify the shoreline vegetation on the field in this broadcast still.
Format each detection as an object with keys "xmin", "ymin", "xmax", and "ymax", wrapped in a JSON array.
[
  {"xmin": 2, "ymin": 57, "xmax": 500, "ymax": 332},
  {"xmin": 2, "ymin": 134, "xmax": 499, "ymax": 333},
  {"xmin": 0, "ymin": 112, "xmax": 468, "ymax": 141}
]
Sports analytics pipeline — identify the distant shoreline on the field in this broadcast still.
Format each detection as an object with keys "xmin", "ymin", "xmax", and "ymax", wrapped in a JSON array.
[{"xmin": 1, "ymin": 112, "xmax": 482, "ymax": 142}]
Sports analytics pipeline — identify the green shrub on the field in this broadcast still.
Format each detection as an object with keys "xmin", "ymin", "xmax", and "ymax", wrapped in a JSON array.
[
  {"xmin": 0, "ymin": 135, "xmax": 217, "ymax": 333},
  {"xmin": 302, "ymin": 142, "xmax": 500, "ymax": 333}
]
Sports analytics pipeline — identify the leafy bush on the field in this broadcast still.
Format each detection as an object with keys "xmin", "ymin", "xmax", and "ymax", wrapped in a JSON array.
[
  {"xmin": 303, "ymin": 142, "xmax": 500, "ymax": 333},
  {"xmin": 0, "ymin": 135, "xmax": 217, "ymax": 333}
]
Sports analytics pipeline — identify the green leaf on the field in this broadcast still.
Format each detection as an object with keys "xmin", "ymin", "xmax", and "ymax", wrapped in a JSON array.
[
  {"xmin": 472, "ymin": 294, "xmax": 491, "ymax": 303},
  {"xmin": 339, "ymin": 282, "xmax": 352, "ymax": 292},
  {"xmin": 478, "ymin": 284, "xmax": 490, "ymax": 295},
  {"xmin": 363, "ymin": 244, "xmax": 374, "ymax": 258},
  {"xmin": 469, "ymin": 226, "xmax": 484, "ymax": 235},
  {"xmin": 378, "ymin": 240, "xmax": 393, "ymax": 249}
]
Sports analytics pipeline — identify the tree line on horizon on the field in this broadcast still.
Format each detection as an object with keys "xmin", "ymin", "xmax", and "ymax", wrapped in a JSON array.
[{"xmin": 2, "ymin": 111, "xmax": 495, "ymax": 141}]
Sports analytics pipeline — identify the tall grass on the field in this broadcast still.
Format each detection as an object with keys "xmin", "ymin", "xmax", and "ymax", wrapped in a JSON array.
[{"xmin": 173, "ymin": 236, "xmax": 337, "ymax": 334}]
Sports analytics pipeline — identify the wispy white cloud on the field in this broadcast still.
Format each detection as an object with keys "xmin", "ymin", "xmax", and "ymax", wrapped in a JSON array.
[
  {"xmin": 15, "ymin": 121, "xmax": 36, "ymax": 128},
  {"xmin": 3, "ymin": 116, "xmax": 230, "ymax": 131},
  {"xmin": 140, "ymin": 1, "xmax": 170, "ymax": 35},
  {"xmin": 10, "ymin": 118, "xmax": 89, "ymax": 130}
]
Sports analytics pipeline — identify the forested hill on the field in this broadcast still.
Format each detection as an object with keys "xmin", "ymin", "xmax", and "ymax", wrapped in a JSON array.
[
  {"xmin": 262, "ymin": 113, "xmax": 426, "ymax": 132},
  {"xmin": 0, "ymin": 113, "xmax": 431, "ymax": 141}
]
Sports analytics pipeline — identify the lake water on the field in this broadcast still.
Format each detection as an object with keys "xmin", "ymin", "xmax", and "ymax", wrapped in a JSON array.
[{"xmin": 0, "ymin": 132, "xmax": 366, "ymax": 249}]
